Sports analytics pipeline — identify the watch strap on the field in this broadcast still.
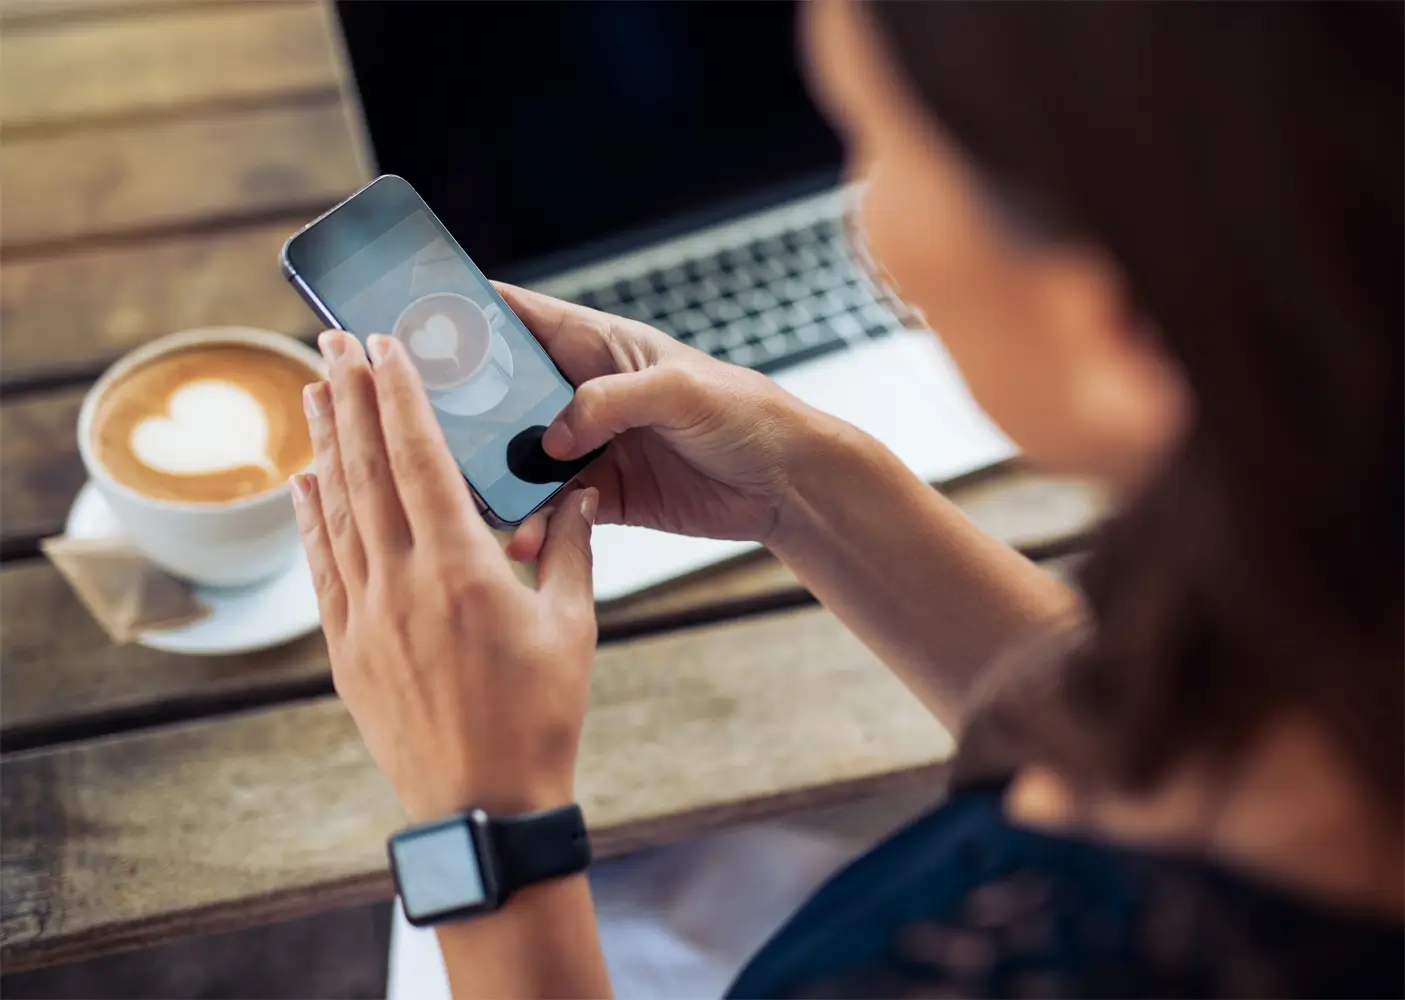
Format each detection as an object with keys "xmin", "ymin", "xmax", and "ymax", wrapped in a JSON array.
[{"xmin": 488, "ymin": 804, "xmax": 591, "ymax": 899}]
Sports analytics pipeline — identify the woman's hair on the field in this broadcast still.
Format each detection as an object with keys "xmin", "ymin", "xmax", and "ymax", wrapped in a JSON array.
[{"xmin": 866, "ymin": 1, "xmax": 1403, "ymax": 815}]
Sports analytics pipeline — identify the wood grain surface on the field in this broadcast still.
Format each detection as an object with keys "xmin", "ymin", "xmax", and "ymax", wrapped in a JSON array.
[
  {"xmin": 1, "ymin": 2, "xmax": 340, "ymax": 129},
  {"xmin": 594, "ymin": 468, "xmax": 1104, "ymax": 626},
  {"xmin": 1, "ymin": 391, "xmax": 88, "ymax": 554},
  {"xmin": 1, "ymin": 102, "xmax": 363, "ymax": 250},
  {"xmin": 0, "ymin": 468, "xmax": 1101, "ymax": 749},
  {"xmin": 0, "ymin": 222, "xmax": 320, "ymax": 387},
  {"xmin": 0, "ymin": 0, "xmax": 277, "ymax": 21},
  {"xmin": 0, "ymin": 370, "xmax": 1104, "ymax": 562},
  {"xmin": 0, "ymin": 605, "xmax": 957, "ymax": 972}
]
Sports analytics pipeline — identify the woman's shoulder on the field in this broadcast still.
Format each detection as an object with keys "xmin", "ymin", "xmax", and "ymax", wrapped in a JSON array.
[{"xmin": 727, "ymin": 784, "xmax": 1405, "ymax": 999}]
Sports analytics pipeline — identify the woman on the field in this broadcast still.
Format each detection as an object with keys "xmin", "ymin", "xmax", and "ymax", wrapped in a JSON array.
[{"xmin": 290, "ymin": 1, "xmax": 1402, "ymax": 995}]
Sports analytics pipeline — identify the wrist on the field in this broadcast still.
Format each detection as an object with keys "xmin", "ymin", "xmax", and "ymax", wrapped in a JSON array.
[
  {"xmin": 402, "ymin": 777, "xmax": 575, "ymax": 824},
  {"xmin": 769, "ymin": 406, "xmax": 873, "ymax": 558}
]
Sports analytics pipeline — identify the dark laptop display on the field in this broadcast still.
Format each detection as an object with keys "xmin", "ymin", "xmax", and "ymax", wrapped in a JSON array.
[{"xmin": 335, "ymin": 0, "xmax": 841, "ymax": 281}]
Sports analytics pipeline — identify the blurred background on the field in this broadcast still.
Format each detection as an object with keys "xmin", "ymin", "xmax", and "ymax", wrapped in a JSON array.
[{"xmin": 0, "ymin": 1, "xmax": 825, "ymax": 997}]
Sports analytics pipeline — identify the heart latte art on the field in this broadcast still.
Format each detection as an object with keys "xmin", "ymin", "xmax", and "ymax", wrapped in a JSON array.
[
  {"xmin": 391, "ymin": 293, "xmax": 492, "ymax": 390},
  {"xmin": 408, "ymin": 313, "xmax": 462, "ymax": 364},
  {"xmin": 91, "ymin": 344, "xmax": 317, "ymax": 504},
  {"xmin": 130, "ymin": 380, "xmax": 278, "ymax": 477}
]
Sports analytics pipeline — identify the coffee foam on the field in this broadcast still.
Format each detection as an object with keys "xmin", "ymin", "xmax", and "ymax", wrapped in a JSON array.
[
  {"xmin": 130, "ymin": 380, "xmax": 278, "ymax": 477},
  {"xmin": 91, "ymin": 344, "xmax": 317, "ymax": 504}
]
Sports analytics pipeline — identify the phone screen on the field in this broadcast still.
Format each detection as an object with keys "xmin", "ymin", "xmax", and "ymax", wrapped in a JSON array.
[{"xmin": 287, "ymin": 178, "xmax": 583, "ymax": 524}]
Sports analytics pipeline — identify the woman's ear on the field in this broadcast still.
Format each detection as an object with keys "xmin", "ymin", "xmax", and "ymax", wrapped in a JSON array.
[{"xmin": 1032, "ymin": 247, "xmax": 1191, "ymax": 487}]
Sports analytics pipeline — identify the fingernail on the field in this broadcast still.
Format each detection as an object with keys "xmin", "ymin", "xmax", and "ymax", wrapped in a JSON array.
[
  {"xmin": 542, "ymin": 420, "xmax": 574, "ymax": 457},
  {"xmin": 580, "ymin": 488, "xmax": 598, "ymax": 526},
  {"xmin": 289, "ymin": 474, "xmax": 311, "ymax": 505},
  {"xmin": 304, "ymin": 381, "xmax": 328, "ymax": 419},
  {"xmin": 367, "ymin": 334, "xmax": 392, "ymax": 365},
  {"xmin": 318, "ymin": 331, "xmax": 346, "ymax": 361}
]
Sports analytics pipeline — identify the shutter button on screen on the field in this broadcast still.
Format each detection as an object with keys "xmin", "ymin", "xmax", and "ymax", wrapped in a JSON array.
[{"xmin": 506, "ymin": 425, "xmax": 606, "ymax": 485}]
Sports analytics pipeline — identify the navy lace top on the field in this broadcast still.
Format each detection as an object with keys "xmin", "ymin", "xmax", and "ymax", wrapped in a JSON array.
[{"xmin": 727, "ymin": 783, "xmax": 1404, "ymax": 998}]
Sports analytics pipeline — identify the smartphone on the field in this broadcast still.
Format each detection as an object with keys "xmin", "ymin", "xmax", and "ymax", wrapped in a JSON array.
[{"xmin": 281, "ymin": 174, "xmax": 603, "ymax": 527}]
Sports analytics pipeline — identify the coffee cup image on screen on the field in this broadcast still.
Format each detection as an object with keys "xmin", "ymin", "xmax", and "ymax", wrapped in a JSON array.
[
  {"xmin": 328, "ymin": 219, "xmax": 573, "ymax": 503},
  {"xmin": 392, "ymin": 293, "xmax": 494, "ymax": 392}
]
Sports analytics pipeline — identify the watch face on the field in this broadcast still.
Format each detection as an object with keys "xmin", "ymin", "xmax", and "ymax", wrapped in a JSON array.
[{"xmin": 391, "ymin": 813, "xmax": 498, "ymax": 924}]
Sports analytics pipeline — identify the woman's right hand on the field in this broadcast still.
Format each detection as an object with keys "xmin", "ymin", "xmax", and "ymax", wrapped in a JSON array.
[{"xmin": 495, "ymin": 283, "xmax": 816, "ymax": 559}]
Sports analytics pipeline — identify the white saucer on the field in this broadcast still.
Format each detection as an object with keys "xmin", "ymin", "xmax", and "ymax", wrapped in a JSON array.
[
  {"xmin": 431, "ymin": 329, "xmax": 514, "ymax": 417},
  {"xmin": 65, "ymin": 482, "xmax": 322, "ymax": 656}
]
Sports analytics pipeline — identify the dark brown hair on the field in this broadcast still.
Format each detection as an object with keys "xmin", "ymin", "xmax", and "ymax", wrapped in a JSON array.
[{"xmin": 867, "ymin": 1, "xmax": 1404, "ymax": 815}]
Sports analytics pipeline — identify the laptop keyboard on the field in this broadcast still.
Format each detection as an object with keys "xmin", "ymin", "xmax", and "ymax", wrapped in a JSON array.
[{"xmin": 571, "ymin": 215, "xmax": 901, "ymax": 375}]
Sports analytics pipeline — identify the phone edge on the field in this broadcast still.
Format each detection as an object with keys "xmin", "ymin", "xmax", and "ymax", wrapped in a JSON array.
[{"xmin": 279, "ymin": 176, "xmax": 601, "ymax": 531}]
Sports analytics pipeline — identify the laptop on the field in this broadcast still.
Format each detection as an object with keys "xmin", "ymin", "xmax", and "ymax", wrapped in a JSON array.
[{"xmin": 334, "ymin": 0, "xmax": 1013, "ymax": 601}]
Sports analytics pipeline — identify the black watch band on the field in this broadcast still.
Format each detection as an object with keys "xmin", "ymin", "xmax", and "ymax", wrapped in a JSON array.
[
  {"xmin": 388, "ymin": 803, "xmax": 591, "ymax": 927},
  {"xmin": 489, "ymin": 804, "xmax": 592, "ymax": 899}
]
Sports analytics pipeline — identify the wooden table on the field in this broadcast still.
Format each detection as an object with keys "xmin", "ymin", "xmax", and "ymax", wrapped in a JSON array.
[{"xmin": 0, "ymin": 0, "xmax": 1106, "ymax": 976}]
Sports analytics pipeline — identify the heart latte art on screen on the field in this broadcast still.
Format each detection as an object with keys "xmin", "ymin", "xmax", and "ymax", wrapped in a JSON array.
[
  {"xmin": 91, "ymin": 343, "xmax": 318, "ymax": 504},
  {"xmin": 409, "ymin": 313, "xmax": 462, "ymax": 364},
  {"xmin": 392, "ymin": 293, "xmax": 493, "ymax": 390}
]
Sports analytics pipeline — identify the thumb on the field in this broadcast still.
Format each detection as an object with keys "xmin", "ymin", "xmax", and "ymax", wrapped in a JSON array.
[
  {"xmin": 543, "ymin": 366, "xmax": 702, "ymax": 459},
  {"xmin": 538, "ymin": 488, "xmax": 598, "ymax": 608}
]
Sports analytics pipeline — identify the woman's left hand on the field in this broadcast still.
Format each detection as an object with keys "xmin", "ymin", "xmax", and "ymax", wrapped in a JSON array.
[{"xmin": 292, "ymin": 330, "xmax": 599, "ymax": 823}]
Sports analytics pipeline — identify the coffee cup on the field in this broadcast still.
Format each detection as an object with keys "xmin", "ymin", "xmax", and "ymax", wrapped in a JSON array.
[
  {"xmin": 391, "ymin": 292, "xmax": 493, "ymax": 391},
  {"xmin": 76, "ymin": 327, "xmax": 327, "ymax": 588}
]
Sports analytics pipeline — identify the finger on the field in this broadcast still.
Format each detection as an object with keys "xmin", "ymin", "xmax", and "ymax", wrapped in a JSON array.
[
  {"xmin": 303, "ymin": 378, "xmax": 367, "ymax": 586},
  {"xmin": 320, "ymin": 331, "xmax": 411, "ymax": 555},
  {"xmin": 543, "ymin": 366, "xmax": 707, "ymax": 460},
  {"xmin": 562, "ymin": 458, "xmax": 625, "ymax": 526},
  {"xmin": 291, "ymin": 473, "xmax": 348, "ymax": 637},
  {"xmin": 538, "ymin": 488, "xmax": 598, "ymax": 612},
  {"xmin": 506, "ymin": 459, "xmax": 624, "ymax": 561},
  {"xmin": 493, "ymin": 282, "xmax": 622, "ymax": 384},
  {"xmin": 505, "ymin": 505, "xmax": 553, "ymax": 563},
  {"xmin": 366, "ymin": 334, "xmax": 493, "ymax": 551}
]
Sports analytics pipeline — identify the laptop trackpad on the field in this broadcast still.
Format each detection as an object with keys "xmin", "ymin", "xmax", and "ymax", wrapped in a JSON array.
[{"xmin": 773, "ymin": 332, "xmax": 1014, "ymax": 484}]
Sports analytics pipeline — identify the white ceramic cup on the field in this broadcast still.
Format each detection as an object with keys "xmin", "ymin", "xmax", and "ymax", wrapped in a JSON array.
[{"xmin": 76, "ymin": 327, "xmax": 327, "ymax": 588}]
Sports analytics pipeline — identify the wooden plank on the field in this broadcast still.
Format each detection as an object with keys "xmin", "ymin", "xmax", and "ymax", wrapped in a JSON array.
[
  {"xmin": 1, "ymin": 3, "xmax": 340, "ymax": 129},
  {"xmin": 0, "ymin": 902, "xmax": 393, "ymax": 1000},
  {"xmin": 0, "ymin": 391, "xmax": 86, "ymax": 552},
  {"xmin": 0, "ymin": 370, "xmax": 1104, "ymax": 571},
  {"xmin": 0, "ymin": 221, "xmax": 321, "ymax": 386},
  {"xmin": 0, "ymin": 554, "xmax": 333, "ymax": 746},
  {"xmin": 0, "ymin": 102, "xmax": 365, "ymax": 249},
  {"xmin": 0, "ymin": 0, "xmax": 282, "ymax": 21},
  {"xmin": 0, "ymin": 468, "xmax": 1101, "ymax": 747},
  {"xmin": 603, "ymin": 468, "xmax": 1103, "ymax": 626},
  {"xmin": 0, "ymin": 604, "xmax": 956, "ymax": 971}
]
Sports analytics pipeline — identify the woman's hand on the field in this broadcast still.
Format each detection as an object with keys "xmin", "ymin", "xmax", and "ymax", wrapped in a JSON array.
[
  {"xmin": 495, "ymin": 283, "xmax": 816, "ymax": 561},
  {"xmin": 292, "ymin": 330, "xmax": 598, "ymax": 822}
]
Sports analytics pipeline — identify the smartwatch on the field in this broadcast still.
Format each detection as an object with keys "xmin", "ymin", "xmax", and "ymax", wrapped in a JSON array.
[{"xmin": 387, "ymin": 804, "xmax": 591, "ymax": 926}]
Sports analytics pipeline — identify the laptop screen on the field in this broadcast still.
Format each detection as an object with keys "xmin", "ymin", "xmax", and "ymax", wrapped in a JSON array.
[{"xmin": 335, "ymin": 0, "xmax": 842, "ymax": 282}]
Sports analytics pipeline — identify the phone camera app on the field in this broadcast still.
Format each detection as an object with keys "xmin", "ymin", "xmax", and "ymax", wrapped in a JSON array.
[{"xmin": 332, "ymin": 220, "xmax": 576, "ymax": 507}]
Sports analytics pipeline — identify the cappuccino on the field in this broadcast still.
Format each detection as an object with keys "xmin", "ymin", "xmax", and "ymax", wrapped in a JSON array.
[{"xmin": 90, "ymin": 343, "xmax": 317, "ymax": 504}]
